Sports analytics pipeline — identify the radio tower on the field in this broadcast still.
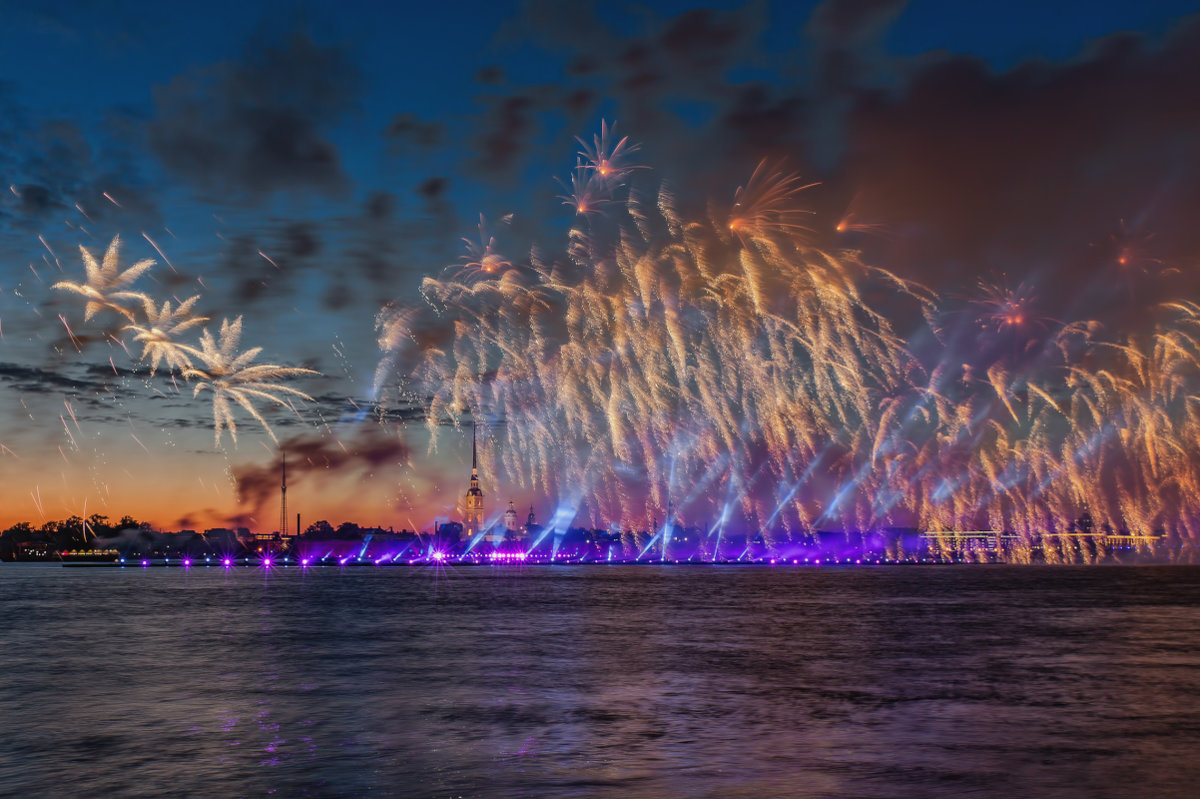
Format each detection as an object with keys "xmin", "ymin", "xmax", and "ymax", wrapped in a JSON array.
[{"xmin": 279, "ymin": 451, "xmax": 287, "ymax": 539}]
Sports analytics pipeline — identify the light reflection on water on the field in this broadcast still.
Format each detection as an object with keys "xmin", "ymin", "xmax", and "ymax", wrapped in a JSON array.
[{"xmin": 1, "ymin": 563, "xmax": 1199, "ymax": 798}]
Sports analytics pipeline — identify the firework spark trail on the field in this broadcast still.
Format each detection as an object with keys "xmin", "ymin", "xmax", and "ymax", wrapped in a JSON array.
[
  {"xmin": 60, "ymin": 416, "xmax": 78, "ymax": 450},
  {"xmin": 63, "ymin": 400, "xmax": 80, "ymax": 432},
  {"xmin": 382, "ymin": 130, "xmax": 924, "ymax": 544},
  {"xmin": 374, "ymin": 124, "xmax": 1200, "ymax": 556},
  {"xmin": 37, "ymin": 235, "xmax": 61, "ymax": 271},
  {"xmin": 58, "ymin": 314, "xmax": 81, "ymax": 351},
  {"xmin": 141, "ymin": 232, "xmax": 178, "ymax": 273}
]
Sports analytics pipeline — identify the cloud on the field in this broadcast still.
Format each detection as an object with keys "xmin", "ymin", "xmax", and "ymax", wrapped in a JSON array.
[
  {"xmin": 837, "ymin": 15, "xmax": 1200, "ymax": 321},
  {"xmin": 148, "ymin": 29, "xmax": 362, "ymax": 201},
  {"xmin": 0, "ymin": 92, "xmax": 162, "ymax": 234},
  {"xmin": 0, "ymin": 361, "xmax": 95, "ymax": 394},
  {"xmin": 807, "ymin": 0, "xmax": 909, "ymax": 44},
  {"xmin": 384, "ymin": 112, "xmax": 444, "ymax": 149},
  {"xmin": 231, "ymin": 428, "xmax": 412, "ymax": 514},
  {"xmin": 467, "ymin": 4, "xmax": 1200, "ymax": 334},
  {"xmin": 472, "ymin": 94, "xmax": 536, "ymax": 178}
]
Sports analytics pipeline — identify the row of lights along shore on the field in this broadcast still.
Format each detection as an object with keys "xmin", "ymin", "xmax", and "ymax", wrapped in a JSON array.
[{"xmin": 114, "ymin": 553, "xmax": 939, "ymax": 568}]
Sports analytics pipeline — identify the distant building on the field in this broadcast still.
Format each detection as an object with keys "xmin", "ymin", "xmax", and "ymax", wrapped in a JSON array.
[
  {"xmin": 524, "ymin": 506, "xmax": 543, "ymax": 543},
  {"xmin": 435, "ymin": 521, "xmax": 463, "ymax": 548},
  {"xmin": 504, "ymin": 501, "xmax": 519, "ymax": 535},
  {"xmin": 463, "ymin": 423, "xmax": 484, "ymax": 539},
  {"xmin": 203, "ymin": 528, "xmax": 240, "ymax": 551}
]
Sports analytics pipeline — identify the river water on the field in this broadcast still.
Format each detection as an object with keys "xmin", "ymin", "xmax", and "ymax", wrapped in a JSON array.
[{"xmin": 1, "ymin": 563, "xmax": 1198, "ymax": 798}]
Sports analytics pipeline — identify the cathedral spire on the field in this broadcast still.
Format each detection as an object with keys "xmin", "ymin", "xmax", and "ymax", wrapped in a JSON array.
[{"xmin": 464, "ymin": 420, "xmax": 484, "ymax": 537}]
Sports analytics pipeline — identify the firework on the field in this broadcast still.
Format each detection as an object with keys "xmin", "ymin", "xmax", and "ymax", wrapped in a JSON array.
[
  {"xmin": 724, "ymin": 161, "xmax": 818, "ymax": 239},
  {"xmin": 52, "ymin": 235, "xmax": 154, "ymax": 321},
  {"xmin": 183, "ymin": 317, "xmax": 318, "ymax": 446},
  {"xmin": 1108, "ymin": 218, "xmax": 1164, "ymax": 275},
  {"xmin": 576, "ymin": 120, "xmax": 643, "ymax": 181},
  {"xmin": 451, "ymin": 214, "xmax": 513, "ymax": 279},
  {"xmin": 558, "ymin": 163, "xmax": 609, "ymax": 216},
  {"xmin": 375, "ymin": 126, "xmax": 1200, "ymax": 557},
  {"xmin": 49, "ymin": 231, "xmax": 322, "ymax": 446},
  {"xmin": 973, "ymin": 278, "xmax": 1043, "ymax": 333},
  {"xmin": 124, "ymin": 295, "xmax": 208, "ymax": 374},
  {"xmin": 556, "ymin": 122, "xmax": 646, "ymax": 217}
]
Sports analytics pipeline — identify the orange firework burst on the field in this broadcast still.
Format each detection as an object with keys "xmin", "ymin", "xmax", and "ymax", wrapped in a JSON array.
[
  {"xmin": 972, "ymin": 278, "xmax": 1052, "ymax": 334},
  {"xmin": 450, "ymin": 214, "xmax": 514, "ymax": 280},
  {"xmin": 725, "ymin": 161, "xmax": 818, "ymax": 240},
  {"xmin": 576, "ymin": 119, "xmax": 643, "ymax": 182}
]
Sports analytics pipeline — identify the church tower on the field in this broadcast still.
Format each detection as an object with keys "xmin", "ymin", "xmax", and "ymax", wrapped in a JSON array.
[
  {"xmin": 504, "ymin": 501, "xmax": 519, "ymax": 535},
  {"xmin": 463, "ymin": 422, "xmax": 484, "ymax": 538}
]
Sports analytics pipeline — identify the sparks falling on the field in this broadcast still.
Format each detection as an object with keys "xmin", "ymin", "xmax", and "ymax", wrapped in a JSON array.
[{"xmin": 375, "ymin": 124, "xmax": 1200, "ymax": 557}]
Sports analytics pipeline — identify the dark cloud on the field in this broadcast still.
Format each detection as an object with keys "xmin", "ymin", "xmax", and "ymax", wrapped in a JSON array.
[
  {"xmin": 470, "ymin": 4, "xmax": 1200, "ymax": 336},
  {"xmin": 838, "ymin": 16, "xmax": 1200, "ymax": 322},
  {"xmin": 304, "ymin": 393, "xmax": 427, "ymax": 426},
  {"xmin": 232, "ymin": 428, "xmax": 411, "ymax": 514},
  {"xmin": 475, "ymin": 66, "xmax": 506, "ymax": 86},
  {"xmin": 15, "ymin": 184, "xmax": 59, "ymax": 216},
  {"xmin": 562, "ymin": 88, "xmax": 595, "ymax": 114},
  {"xmin": 0, "ymin": 361, "xmax": 183, "ymax": 428},
  {"xmin": 384, "ymin": 112, "xmax": 444, "ymax": 148},
  {"xmin": 281, "ymin": 221, "xmax": 321, "ymax": 259},
  {"xmin": 297, "ymin": 186, "xmax": 459, "ymax": 315},
  {"xmin": 3, "ymin": 1, "xmax": 170, "ymax": 52},
  {"xmin": 416, "ymin": 177, "xmax": 448, "ymax": 199},
  {"xmin": 364, "ymin": 190, "xmax": 396, "ymax": 221},
  {"xmin": 342, "ymin": 189, "xmax": 441, "ymax": 296},
  {"xmin": 0, "ymin": 361, "xmax": 95, "ymax": 393},
  {"xmin": 148, "ymin": 30, "xmax": 362, "ymax": 200},
  {"xmin": 468, "ymin": 3, "xmax": 771, "ymax": 195},
  {"xmin": 807, "ymin": 0, "xmax": 910, "ymax": 43},
  {"xmin": 473, "ymin": 94, "xmax": 535, "ymax": 177},
  {"xmin": 80, "ymin": 362, "xmax": 144, "ymax": 381},
  {"xmin": 218, "ymin": 234, "xmax": 273, "ymax": 305},
  {"xmin": 213, "ymin": 220, "xmax": 327, "ymax": 309},
  {"xmin": 660, "ymin": 8, "xmax": 751, "ymax": 72},
  {"xmin": 321, "ymin": 280, "xmax": 353, "ymax": 311},
  {"xmin": 0, "ymin": 97, "xmax": 162, "ymax": 233}
]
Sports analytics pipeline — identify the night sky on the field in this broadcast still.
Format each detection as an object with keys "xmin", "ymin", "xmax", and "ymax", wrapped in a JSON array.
[{"xmin": 1, "ymin": 0, "xmax": 1198, "ymax": 533}]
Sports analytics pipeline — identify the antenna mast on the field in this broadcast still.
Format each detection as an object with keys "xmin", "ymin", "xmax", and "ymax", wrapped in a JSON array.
[{"xmin": 279, "ymin": 451, "xmax": 287, "ymax": 538}]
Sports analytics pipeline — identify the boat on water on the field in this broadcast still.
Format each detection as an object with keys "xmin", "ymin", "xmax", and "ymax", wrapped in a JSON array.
[{"xmin": 59, "ymin": 549, "xmax": 121, "ymax": 563}]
